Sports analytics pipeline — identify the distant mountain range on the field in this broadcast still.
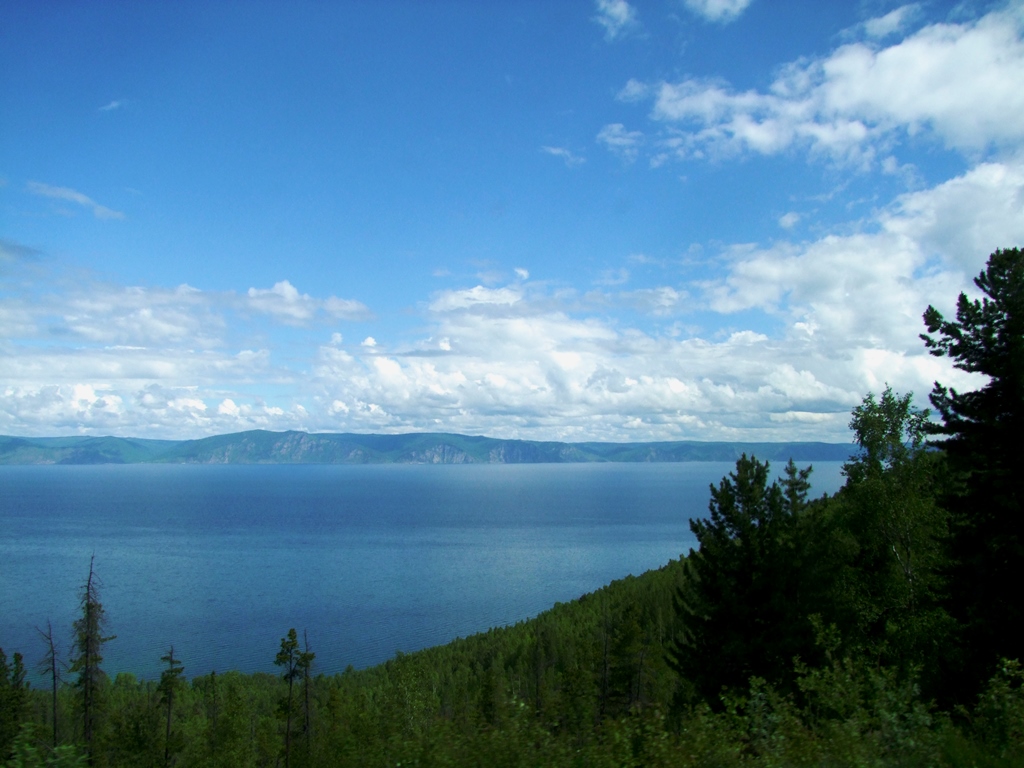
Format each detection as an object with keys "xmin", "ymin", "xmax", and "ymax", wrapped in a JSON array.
[{"xmin": 0, "ymin": 430, "xmax": 856, "ymax": 465}]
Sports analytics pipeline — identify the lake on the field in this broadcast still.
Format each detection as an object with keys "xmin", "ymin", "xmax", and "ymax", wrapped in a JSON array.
[{"xmin": 0, "ymin": 461, "xmax": 846, "ymax": 681}]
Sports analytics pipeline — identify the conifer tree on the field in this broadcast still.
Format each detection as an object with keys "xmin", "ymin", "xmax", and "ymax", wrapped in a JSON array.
[
  {"xmin": 299, "ymin": 631, "xmax": 315, "ymax": 762},
  {"xmin": 921, "ymin": 246, "xmax": 1024, "ymax": 693},
  {"xmin": 37, "ymin": 620, "xmax": 65, "ymax": 749},
  {"xmin": 69, "ymin": 555, "xmax": 115, "ymax": 762},
  {"xmin": 275, "ymin": 628, "xmax": 313, "ymax": 768},
  {"xmin": 0, "ymin": 647, "xmax": 29, "ymax": 760},
  {"xmin": 671, "ymin": 455, "xmax": 812, "ymax": 704},
  {"xmin": 158, "ymin": 646, "xmax": 184, "ymax": 767}
]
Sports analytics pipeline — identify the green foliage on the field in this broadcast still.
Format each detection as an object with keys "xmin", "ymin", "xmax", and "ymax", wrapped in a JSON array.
[
  {"xmin": 672, "ymin": 455, "xmax": 813, "ymax": 703},
  {"xmin": 922, "ymin": 247, "xmax": 1024, "ymax": 694},
  {"xmin": 157, "ymin": 647, "xmax": 184, "ymax": 767},
  {"xmin": 829, "ymin": 387, "xmax": 951, "ymax": 677},
  {"xmin": 2, "ymin": 724, "xmax": 86, "ymax": 768},
  {"xmin": 1, "ymin": 649, "xmax": 29, "ymax": 760},
  {"xmin": 68, "ymin": 556, "xmax": 115, "ymax": 761}
]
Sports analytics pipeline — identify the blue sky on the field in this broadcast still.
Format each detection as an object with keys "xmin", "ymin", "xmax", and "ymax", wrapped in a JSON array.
[{"xmin": 2, "ymin": 0, "xmax": 1023, "ymax": 442}]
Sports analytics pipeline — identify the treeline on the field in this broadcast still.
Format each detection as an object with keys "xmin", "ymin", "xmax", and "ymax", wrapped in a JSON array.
[{"xmin": 3, "ymin": 248, "xmax": 1024, "ymax": 766}]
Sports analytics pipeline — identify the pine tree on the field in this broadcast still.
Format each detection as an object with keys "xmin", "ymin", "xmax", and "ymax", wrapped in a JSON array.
[
  {"xmin": 921, "ymin": 246, "xmax": 1024, "ymax": 694},
  {"xmin": 272, "ymin": 630, "xmax": 303, "ymax": 768},
  {"xmin": 37, "ymin": 620, "xmax": 65, "ymax": 749},
  {"xmin": 299, "ymin": 631, "xmax": 315, "ymax": 763},
  {"xmin": 0, "ymin": 647, "xmax": 29, "ymax": 760},
  {"xmin": 671, "ymin": 455, "xmax": 812, "ymax": 705},
  {"xmin": 69, "ymin": 555, "xmax": 115, "ymax": 762},
  {"xmin": 158, "ymin": 646, "xmax": 184, "ymax": 767}
]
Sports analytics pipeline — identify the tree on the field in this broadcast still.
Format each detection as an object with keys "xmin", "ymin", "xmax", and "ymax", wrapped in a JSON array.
[
  {"xmin": 37, "ymin": 620, "xmax": 65, "ymax": 750},
  {"xmin": 921, "ymin": 246, "xmax": 1024, "ymax": 693},
  {"xmin": 671, "ymin": 455, "xmax": 813, "ymax": 704},
  {"xmin": 831, "ymin": 387, "xmax": 949, "ymax": 676},
  {"xmin": 0, "ymin": 647, "xmax": 29, "ymax": 760},
  {"xmin": 157, "ymin": 646, "xmax": 184, "ymax": 767},
  {"xmin": 69, "ymin": 556, "xmax": 115, "ymax": 762},
  {"xmin": 299, "ymin": 631, "xmax": 315, "ymax": 763},
  {"xmin": 275, "ymin": 628, "xmax": 313, "ymax": 768}
]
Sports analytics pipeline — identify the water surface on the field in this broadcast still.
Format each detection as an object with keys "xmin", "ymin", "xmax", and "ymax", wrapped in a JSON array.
[{"xmin": 0, "ymin": 461, "xmax": 845, "ymax": 680}]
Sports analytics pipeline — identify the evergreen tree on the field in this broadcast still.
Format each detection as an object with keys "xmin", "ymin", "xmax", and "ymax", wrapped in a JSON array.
[
  {"xmin": 157, "ymin": 646, "xmax": 184, "ymax": 767},
  {"xmin": 0, "ymin": 647, "xmax": 29, "ymax": 760},
  {"xmin": 671, "ymin": 455, "xmax": 812, "ymax": 705},
  {"xmin": 921, "ymin": 247, "xmax": 1024, "ymax": 694},
  {"xmin": 275, "ymin": 628, "xmax": 312, "ymax": 768},
  {"xmin": 299, "ymin": 631, "xmax": 315, "ymax": 764},
  {"xmin": 37, "ymin": 620, "xmax": 65, "ymax": 750},
  {"xmin": 69, "ymin": 556, "xmax": 115, "ymax": 763}
]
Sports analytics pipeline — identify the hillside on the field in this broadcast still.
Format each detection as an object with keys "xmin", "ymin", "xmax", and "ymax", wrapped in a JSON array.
[{"xmin": 0, "ymin": 430, "xmax": 855, "ymax": 465}]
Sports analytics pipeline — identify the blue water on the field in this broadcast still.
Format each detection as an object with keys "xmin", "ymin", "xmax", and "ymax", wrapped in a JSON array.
[{"xmin": 0, "ymin": 462, "xmax": 845, "ymax": 681}]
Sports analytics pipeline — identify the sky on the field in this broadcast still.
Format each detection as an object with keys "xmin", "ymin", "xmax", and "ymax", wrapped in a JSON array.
[{"xmin": 2, "ymin": 0, "xmax": 1023, "ymax": 443}]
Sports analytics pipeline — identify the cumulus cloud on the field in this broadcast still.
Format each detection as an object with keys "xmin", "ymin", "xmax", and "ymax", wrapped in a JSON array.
[
  {"xmin": 27, "ymin": 181, "xmax": 126, "ymax": 220},
  {"xmin": 246, "ymin": 280, "xmax": 370, "ymax": 324},
  {"xmin": 593, "ymin": 0, "xmax": 639, "ymax": 40},
  {"xmin": 683, "ymin": 0, "xmax": 753, "ymax": 24},
  {"xmin": 3, "ymin": 156, "xmax": 1016, "ymax": 441},
  {"xmin": 628, "ymin": 6, "xmax": 1024, "ymax": 165}
]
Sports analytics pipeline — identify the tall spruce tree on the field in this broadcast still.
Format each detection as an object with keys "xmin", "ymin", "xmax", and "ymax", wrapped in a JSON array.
[
  {"xmin": 921, "ymin": 247, "xmax": 1024, "ymax": 695},
  {"xmin": 37, "ymin": 620, "xmax": 65, "ymax": 749},
  {"xmin": 69, "ymin": 555, "xmax": 115, "ymax": 762},
  {"xmin": 671, "ymin": 455, "xmax": 812, "ymax": 704},
  {"xmin": 158, "ymin": 646, "xmax": 184, "ymax": 767},
  {"xmin": 272, "ymin": 630, "xmax": 299, "ymax": 768},
  {"xmin": 299, "ymin": 631, "xmax": 315, "ymax": 763},
  {"xmin": 0, "ymin": 647, "xmax": 29, "ymax": 760}
]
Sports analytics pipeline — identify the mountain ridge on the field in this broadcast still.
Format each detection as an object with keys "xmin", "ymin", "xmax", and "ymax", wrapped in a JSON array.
[{"xmin": 0, "ymin": 430, "xmax": 855, "ymax": 465}]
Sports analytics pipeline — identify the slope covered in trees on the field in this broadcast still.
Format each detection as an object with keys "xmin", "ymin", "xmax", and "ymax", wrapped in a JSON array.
[
  {"xmin": 2, "ymin": 248, "xmax": 1024, "ymax": 766},
  {"xmin": 0, "ymin": 431, "xmax": 853, "ymax": 466}
]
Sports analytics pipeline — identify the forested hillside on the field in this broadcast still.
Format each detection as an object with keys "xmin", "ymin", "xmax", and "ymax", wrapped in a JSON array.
[
  {"xmin": 0, "ymin": 431, "xmax": 853, "ymax": 466},
  {"xmin": 3, "ymin": 249, "xmax": 1023, "ymax": 766}
]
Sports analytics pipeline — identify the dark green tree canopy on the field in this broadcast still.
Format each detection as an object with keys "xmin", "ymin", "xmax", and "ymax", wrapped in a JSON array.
[
  {"xmin": 921, "ymin": 246, "xmax": 1024, "ymax": 693},
  {"xmin": 672, "ymin": 455, "xmax": 812, "ymax": 703}
]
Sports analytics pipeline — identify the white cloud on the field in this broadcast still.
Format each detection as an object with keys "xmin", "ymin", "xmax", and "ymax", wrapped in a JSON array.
[
  {"xmin": 541, "ymin": 146, "xmax": 586, "ymax": 167},
  {"xmin": 597, "ymin": 123, "xmax": 644, "ymax": 162},
  {"xmin": 593, "ymin": 0, "xmax": 639, "ymax": 40},
  {"xmin": 246, "ymin": 280, "xmax": 370, "ymax": 325},
  {"xmin": 778, "ymin": 212, "xmax": 801, "ymax": 229},
  {"xmin": 881, "ymin": 161, "xmax": 1024, "ymax": 270},
  {"xmin": 3, "ymin": 158, "xmax": 1016, "ymax": 441},
  {"xmin": 863, "ymin": 4, "xmax": 920, "ymax": 39},
  {"xmin": 27, "ymin": 181, "xmax": 125, "ymax": 220},
  {"xmin": 616, "ymin": 78, "xmax": 650, "ymax": 102},
  {"xmin": 99, "ymin": 99, "xmax": 125, "ymax": 112},
  {"xmin": 683, "ymin": 0, "xmax": 753, "ymax": 24},
  {"xmin": 634, "ymin": 7, "xmax": 1024, "ymax": 165},
  {"xmin": 429, "ymin": 285, "xmax": 523, "ymax": 312}
]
